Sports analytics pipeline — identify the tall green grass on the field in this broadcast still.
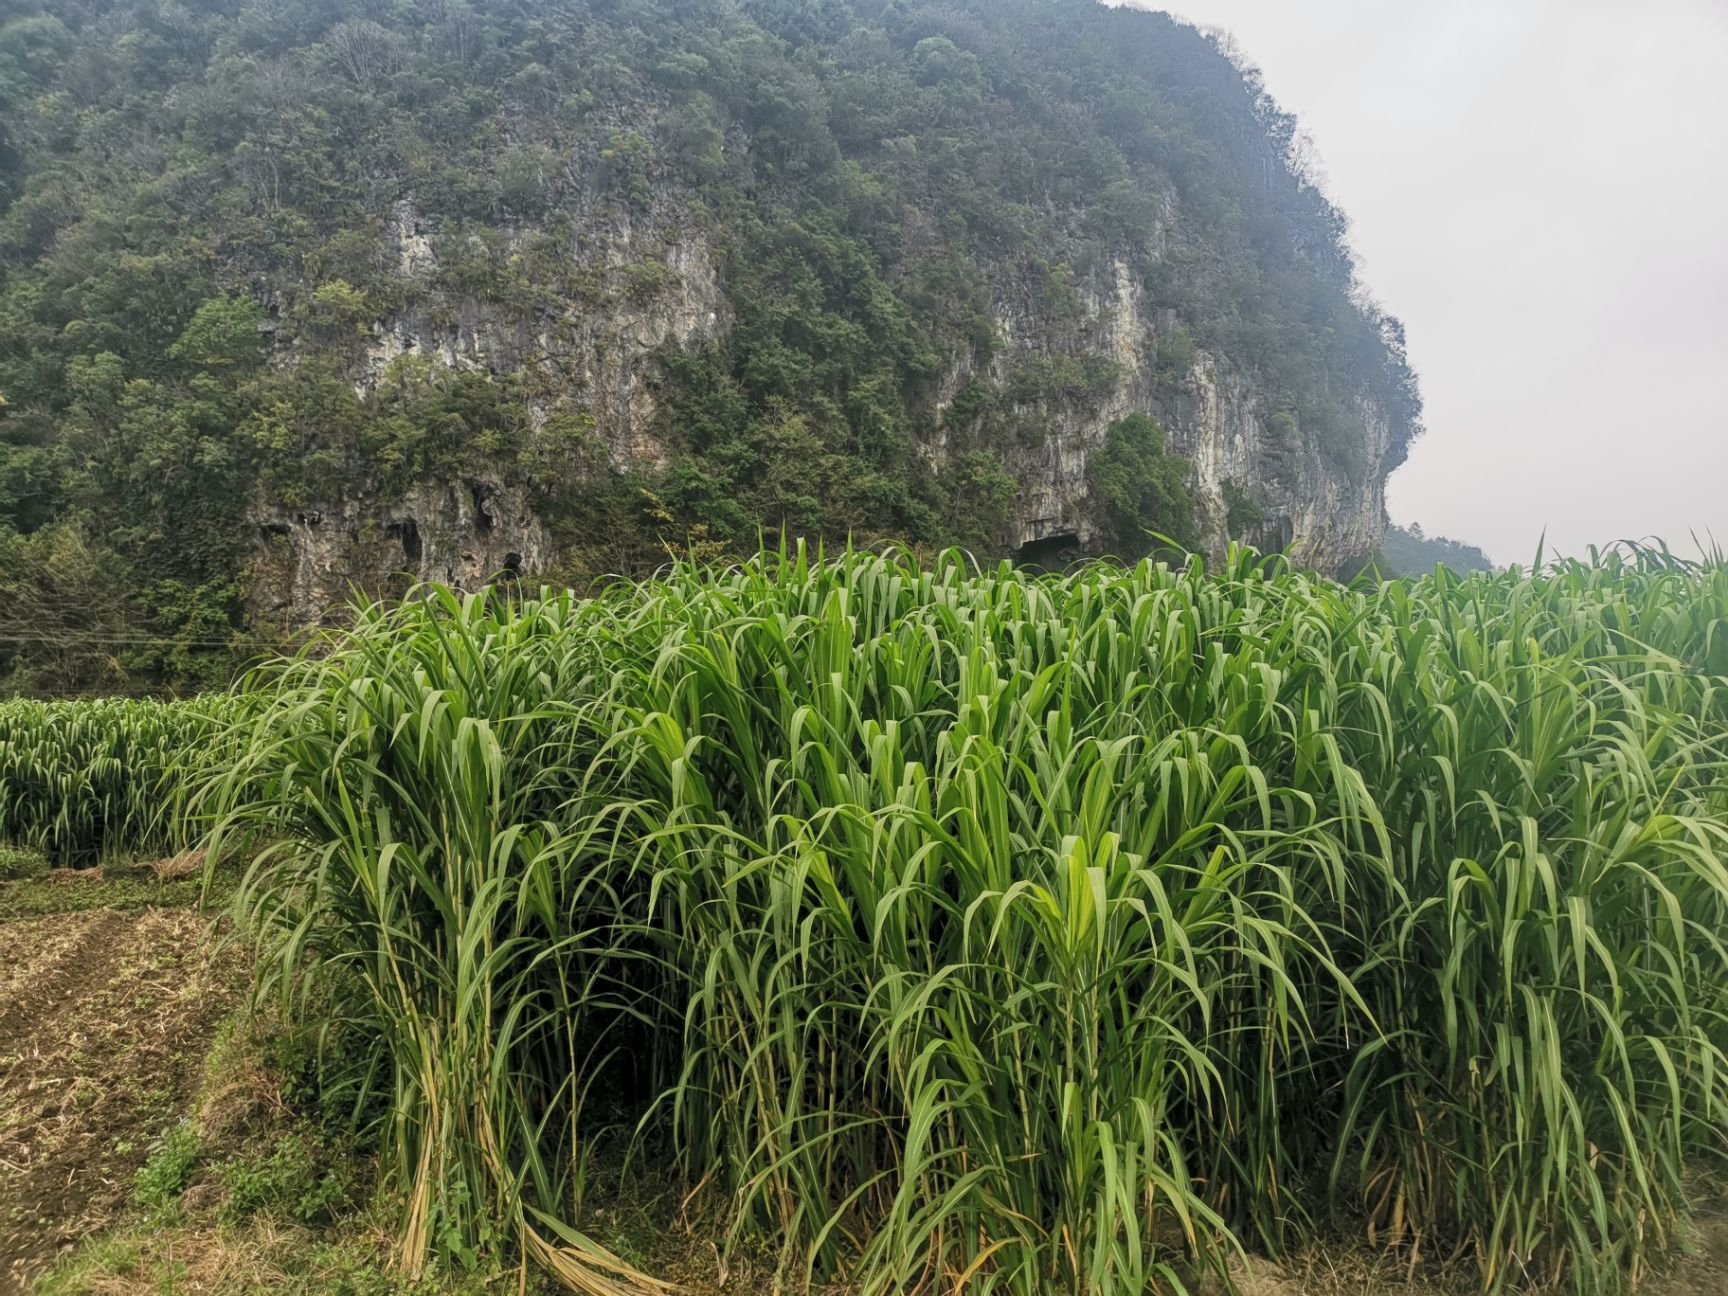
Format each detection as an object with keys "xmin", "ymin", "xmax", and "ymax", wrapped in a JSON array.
[
  {"xmin": 0, "ymin": 696, "xmax": 233, "ymax": 863},
  {"xmin": 192, "ymin": 544, "xmax": 1728, "ymax": 1294}
]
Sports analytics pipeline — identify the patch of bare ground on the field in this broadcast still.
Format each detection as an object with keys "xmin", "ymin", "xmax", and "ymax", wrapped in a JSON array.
[
  {"xmin": 1640, "ymin": 1204, "xmax": 1728, "ymax": 1296},
  {"xmin": 0, "ymin": 906, "xmax": 241, "ymax": 1290},
  {"xmin": 1218, "ymin": 1216, "xmax": 1728, "ymax": 1296}
]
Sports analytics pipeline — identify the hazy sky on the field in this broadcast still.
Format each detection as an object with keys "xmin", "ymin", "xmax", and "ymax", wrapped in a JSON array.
[{"xmin": 1113, "ymin": 0, "xmax": 1728, "ymax": 565}]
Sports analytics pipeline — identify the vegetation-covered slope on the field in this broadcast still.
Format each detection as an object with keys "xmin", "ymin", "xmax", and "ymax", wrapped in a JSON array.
[{"xmin": 0, "ymin": 0, "xmax": 1421, "ymax": 692}]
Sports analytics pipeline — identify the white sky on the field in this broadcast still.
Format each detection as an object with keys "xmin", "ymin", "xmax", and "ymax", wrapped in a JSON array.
[{"xmin": 1112, "ymin": 0, "xmax": 1728, "ymax": 565}]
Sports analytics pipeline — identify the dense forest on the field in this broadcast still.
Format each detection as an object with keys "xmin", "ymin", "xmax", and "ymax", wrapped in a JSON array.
[{"xmin": 0, "ymin": 0, "xmax": 1422, "ymax": 692}]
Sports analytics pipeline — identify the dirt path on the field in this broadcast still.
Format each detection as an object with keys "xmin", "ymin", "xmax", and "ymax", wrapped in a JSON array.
[{"xmin": 0, "ymin": 907, "xmax": 238, "ymax": 1291}]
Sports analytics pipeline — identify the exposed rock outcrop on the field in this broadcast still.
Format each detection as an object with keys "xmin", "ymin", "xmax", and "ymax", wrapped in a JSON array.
[
  {"xmin": 251, "ymin": 211, "xmax": 1396, "ymax": 616},
  {"xmin": 249, "ymin": 477, "xmax": 548, "ymax": 629},
  {"xmin": 939, "ymin": 256, "xmax": 1393, "ymax": 572},
  {"xmin": 361, "ymin": 197, "xmax": 727, "ymax": 463}
]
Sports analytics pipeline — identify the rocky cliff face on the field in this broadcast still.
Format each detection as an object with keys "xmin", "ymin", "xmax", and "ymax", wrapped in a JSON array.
[
  {"xmin": 252, "ymin": 208, "xmax": 1399, "ymax": 616},
  {"xmin": 940, "ymin": 254, "xmax": 1394, "ymax": 572},
  {"xmin": 247, "ymin": 193, "xmax": 736, "ymax": 619},
  {"xmin": 249, "ymin": 477, "xmax": 550, "ymax": 629},
  {"xmin": 360, "ymin": 197, "xmax": 728, "ymax": 465},
  {"xmin": 250, "ymin": 209, "xmax": 1396, "ymax": 618}
]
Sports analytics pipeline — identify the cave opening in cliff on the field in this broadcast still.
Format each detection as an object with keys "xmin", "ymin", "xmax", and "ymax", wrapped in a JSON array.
[
  {"xmin": 1012, "ymin": 532, "xmax": 1081, "ymax": 572},
  {"xmin": 470, "ymin": 482, "xmax": 494, "ymax": 535},
  {"xmin": 387, "ymin": 519, "xmax": 423, "ymax": 564}
]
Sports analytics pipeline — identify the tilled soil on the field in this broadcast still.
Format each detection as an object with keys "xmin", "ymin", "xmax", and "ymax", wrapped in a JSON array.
[{"xmin": 0, "ymin": 906, "xmax": 238, "ymax": 1291}]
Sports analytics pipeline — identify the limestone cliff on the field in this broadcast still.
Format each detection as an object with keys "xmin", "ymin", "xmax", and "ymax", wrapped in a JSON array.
[
  {"xmin": 249, "ymin": 478, "xmax": 550, "ymax": 629},
  {"xmin": 941, "ymin": 255, "xmax": 1396, "ymax": 572},
  {"xmin": 359, "ymin": 196, "xmax": 729, "ymax": 465},
  {"xmin": 252, "ymin": 192, "xmax": 1407, "ymax": 615}
]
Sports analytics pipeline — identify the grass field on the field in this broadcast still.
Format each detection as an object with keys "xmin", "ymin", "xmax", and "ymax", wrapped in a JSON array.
[
  {"xmin": 0, "ymin": 698, "xmax": 235, "ymax": 866},
  {"xmin": 5, "ymin": 543, "xmax": 1728, "ymax": 1294}
]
